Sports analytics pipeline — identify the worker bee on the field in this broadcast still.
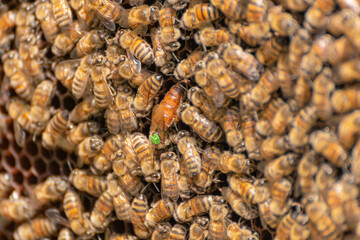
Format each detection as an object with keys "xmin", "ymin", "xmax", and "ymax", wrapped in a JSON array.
[
  {"xmin": 86, "ymin": 0, "xmax": 122, "ymax": 31},
  {"xmin": 116, "ymin": 134, "xmax": 141, "ymax": 175},
  {"xmin": 275, "ymin": 204, "xmax": 303, "ymax": 239},
  {"xmin": 228, "ymin": 174, "xmax": 256, "ymax": 205},
  {"xmin": 309, "ymin": 129, "xmax": 348, "ymax": 168},
  {"xmin": 35, "ymin": 0, "xmax": 60, "ymax": 44},
  {"xmin": 115, "ymin": 54, "xmax": 143, "ymax": 82},
  {"xmin": 108, "ymin": 179, "xmax": 131, "ymax": 222},
  {"xmin": 326, "ymin": 9, "xmax": 353, "ymax": 37},
  {"xmin": 169, "ymin": 224, "xmax": 186, "ymax": 240},
  {"xmin": 158, "ymin": 5, "xmax": 181, "ymax": 51},
  {"xmin": 260, "ymin": 135, "xmax": 289, "ymax": 161},
  {"xmin": 0, "ymin": 10, "xmax": 16, "ymax": 39},
  {"xmin": 256, "ymin": 36, "xmax": 289, "ymax": 66},
  {"xmin": 151, "ymin": 28, "xmax": 173, "ymax": 67},
  {"xmin": 51, "ymin": 0, "xmax": 73, "ymax": 30},
  {"xmin": 160, "ymin": 151, "xmax": 180, "ymax": 201},
  {"xmin": 278, "ymin": 0, "xmax": 309, "ymax": 12},
  {"xmin": 33, "ymin": 176, "xmax": 68, "ymax": 207},
  {"xmin": 0, "ymin": 173, "xmax": 12, "ymax": 198},
  {"xmin": 174, "ymin": 195, "xmax": 224, "ymax": 222},
  {"xmin": 289, "ymin": 215, "xmax": 311, "ymax": 240},
  {"xmin": 145, "ymin": 198, "xmax": 176, "ymax": 229},
  {"xmin": 217, "ymin": 151, "xmax": 255, "ymax": 175},
  {"xmin": 15, "ymin": 3, "xmax": 37, "ymax": 49},
  {"xmin": 178, "ymin": 160, "xmax": 196, "ymax": 199},
  {"xmin": 303, "ymin": 6, "xmax": 329, "ymax": 33},
  {"xmin": 250, "ymin": 68, "xmax": 279, "ymax": 109},
  {"xmin": 189, "ymin": 217, "xmax": 209, "ymax": 240},
  {"xmin": 42, "ymin": 110, "xmax": 69, "ymax": 150},
  {"xmin": 69, "ymin": 0, "xmax": 96, "ymax": 26},
  {"xmin": 150, "ymin": 83, "xmax": 184, "ymax": 144},
  {"xmin": 8, "ymin": 68, "xmax": 35, "ymax": 102},
  {"xmin": 114, "ymin": 85, "xmax": 138, "ymax": 133},
  {"xmin": 105, "ymin": 103, "xmax": 121, "ymax": 135},
  {"xmin": 175, "ymin": 51, "xmax": 205, "ymax": 80},
  {"xmin": 264, "ymin": 153, "xmax": 299, "ymax": 182},
  {"xmin": 0, "ymin": 192, "xmax": 35, "ymax": 222},
  {"xmin": 69, "ymin": 169, "xmax": 108, "ymax": 197},
  {"xmin": 331, "ymin": 86, "xmax": 360, "ymax": 114},
  {"xmin": 315, "ymin": 163, "xmax": 337, "ymax": 200},
  {"xmin": 226, "ymin": 222, "xmax": 259, "ymax": 240},
  {"xmin": 180, "ymin": 103, "xmax": 225, "ymax": 143},
  {"xmin": 14, "ymin": 217, "xmax": 59, "ymax": 240},
  {"xmin": 58, "ymin": 228, "xmax": 75, "ymax": 240},
  {"xmin": 209, "ymin": 203, "xmax": 229, "ymax": 240},
  {"xmin": 267, "ymin": 6, "xmax": 300, "ymax": 36},
  {"xmin": 64, "ymin": 121, "xmax": 100, "ymax": 153},
  {"xmin": 218, "ymin": 42, "xmax": 260, "ymax": 81},
  {"xmin": 334, "ymin": 57, "xmax": 360, "ymax": 84},
  {"xmin": 327, "ymin": 36, "xmax": 357, "ymax": 66},
  {"xmin": 93, "ymin": 134, "xmax": 122, "ymax": 173},
  {"xmin": 338, "ymin": 110, "xmax": 360, "ymax": 150},
  {"xmin": 118, "ymin": 4, "xmax": 159, "ymax": 29},
  {"xmin": 76, "ymin": 135, "xmax": 104, "ymax": 166},
  {"xmin": 241, "ymin": 110, "xmax": 261, "ymax": 160},
  {"xmin": 152, "ymin": 222, "xmax": 171, "ymax": 240},
  {"xmin": 180, "ymin": 3, "xmax": 220, "ymax": 30},
  {"xmin": 288, "ymin": 28, "xmax": 311, "ymax": 76},
  {"xmin": 116, "ymin": 29, "xmax": 155, "ymax": 65},
  {"xmin": 343, "ymin": 14, "xmax": 360, "ymax": 52},
  {"xmin": 270, "ymin": 178, "xmax": 292, "ymax": 216},
  {"xmin": 195, "ymin": 26, "xmax": 234, "ymax": 49},
  {"xmin": 131, "ymin": 194, "xmax": 153, "ymax": 239},
  {"xmin": 221, "ymin": 187, "xmax": 258, "ymax": 220},
  {"xmin": 296, "ymin": 150, "xmax": 319, "ymax": 197},
  {"xmin": 108, "ymin": 233, "xmax": 139, "ymax": 240},
  {"xmin": 52, "ymin": 21, "xmax": 86, "ymax": 56},
  {"xmin": 210, "ymin": 0, "xmax": 246, "ymax": 20},
  {"xmin": 71, "ymin": 30, "xmax": 106, "ymax": 58},
  {"xmin": 54, "ymin": 59, "xmax": 81, "ymax": 91},
  {"xmin": 228, "ymin": 20, "xmax": 269, "ymax": 47},
  {"xmin": 246, "ymin": 0, "xmax": 268, "ymax": 23},
  {"xmin": 134, "ymin": 73, "xmax": 163, "ymax": 116},
  {"xmin": 270, "ymin": 99, "xmax": 297, "ymax": 137}
]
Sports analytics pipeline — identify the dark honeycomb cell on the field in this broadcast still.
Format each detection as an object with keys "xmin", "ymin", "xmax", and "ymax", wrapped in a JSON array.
[
  {"xmin": 55, "ymin": 149, "xmax": 67, "ymax": 161},
  {"xmin": 27, "ymin": 174, "xmax": 37, "ymax": 185},
  {"xmin": 25, "ymin": 140, "xmax": 38, "ymax": 156},
  {"xmin": 4, "ymin": 152, "xmax": 15, "ymax": 168},
  {"xmin": 13, "ymin": 171, "xmax": 23, "ymax": 185},
  {"xmin": 49, "ymin": 161, "xmax": 60, "ymax": 175},
  {"xmin": 51, "ymin": 95, "xmax": 60, "ymax": 109},
  {"xmin": 63, "ymin": 96, "xmax": 76, "ymax": 111},
  {"xmin": 0, "ymin": 137, "xmax": 9, "ymax": 150},
  {"xmin": 20, "ymin": 156, "xmax": 31, "ymax": 171},
  {"xmin": 34, "ymin": 158, "xmax": 47, "ymax": 174}
]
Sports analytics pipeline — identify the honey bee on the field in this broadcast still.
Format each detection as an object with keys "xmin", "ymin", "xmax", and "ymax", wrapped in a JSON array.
[
  {"xmin": 115, "ymin": 54, "xmax": 142, "ymax": 82},
  {"xmin": 166, "ymin": 0, "xmax": 189, "ymax": 10},
  {"xmin": 58, "ymin": 228, "xmax": 75, "ymax": 240},
  {"xmin": 278, "ymin": 0, "xmax": 309, "ymax": 12},
  {"xmin": 351, "ymin": 140, "xmax": 360, "ymax": 184},
  {"xmin": 108, "ymin": 233, "xmax": 139, "ymax": 240},
  {"xmin": 0, "ymin": 193, "xmax": 35, "ymax": 222},
  {"xmin": 0, "ymin": 10, "xmax": 16, "ymax": 39},
  {"xmin": 145, "ymin": 198, "xmax": 176, "ymax": 229},
  {"xmin": 221, "ymin": 187, "xmax": 258, "ymax": 220},
  {"xmin": 189, "ymin": 217, "xmax": 209, "ymax": 240},
  {"xmin": 275, "ymin": 204, "xmax": 302, "ymax": 240},
  {"xmin": 309, "ymin": 129, "xmax": 348, "ymax": 168},
  {"xmin": 210, "ymin": 0, "xmax": 246, "ymax": 20},
  {"xmin": 93, "ymin": 134, "xmax": 122, "ymax": 173},
  {"xmin": 208, "ymin": 203, "xmax": 228, "ymax": 240},
  {"xmin": 69, "ymin": 168, "xmax": 108, "ymax": 197},
  {"xmin": 150, "ymin": 83, "xmax": 184, "ymax": 143},
  {"xmin": 174, "ymin": 195, "xmax": 224, "ymax": 222},
  {"xmin": 226, "ymin": 222, "xmax": 259, "ymax": 240},
  {"xmin": 52, "ymin": 21, "xmax": 86, "ymax": 56},
  {"xmin": 105, "ymin": 103, "xmax": 121, "ymax": 135},
  {"xmin": 228, "ymin": 20, "xmax": 270, "ymax": 47},
  {"xmin": 151, "ymin": 28, "xmax": 173, "ymax": 67},
  {"xmin": 15, "ymin": 3, "xmax": 37, "ymax": 48},
  {"xmin": 116, "ymin": 134, "xmax": 141, "ymax": 175},
  {"xmin": 76, "ymin": 135, "xmax": 104, "ymax": 166},
  {"xmin": 112, "ymin": 158, "xmax": 144, "ymax": 197},
  {"xmin": 195, "ymin": 26, "xmax": 234, "ymax": 49},
  {"xmin": 241, "ymin": 110, "xmax": 261, "ymax": 160},
  {"xmin": 180, "ymin": 103, "xmax": 225, "ymax": 143},
  {"xmin": 158, "ymin": 5, "xmax": 181, "ymax": 51},
  {"xmin": 228, "ymin": 174, "xmax": 256, "ymax": 206},
  {"xmin": 86, "ymin": 0, "xmax": 122, "ymax": 31},
  {"xmin": 288, "ymin": 28, "xmax": 311, "ymax": 76},
  {"xmin": 51, "ymin": 0, "xmax": 73, "ymax": 30},
  {"xmin": 33, "ymin": 176, "xmax": 68, "ymax": 207},
  {"xmin": 9, "ymin": 69, "xmax": 35, "ymax": 102},
  {"xmin": 204, "ymin": 52, "xmax": 241, "ymax": 99},
  {"xmin": 0, "ymin": 173, "xmax": 12, "ymax": 198},
  {"xmin": 264, "ymin": 153, "xmax": 299, "ymax": 182},
  {"xmin": 289, "ymin": 215, "xmax": 310, "ymax": 240},
  {"xmin": 218, "ymin": 151, "xmax": 255, "ymax": 175},
  {"xmin": 64, "ymin": 121, "xmax": 100, "ymax": 152},
  {"xmin": 305, "ymin": 196, "xmax": 342, "ymax": 240},
  {"xmin": 217, "ymin": 42, "xmax": 260, "ymax": 81},
  {"xmin": 69, "ymin": 0, "xmax": 96, "ymax": 26},
  {"xmin": 169, "ymin": 224, "xmax": 186, "ymax": 240},
  {"xmin": 71, "ymin": 30, "xmax": 106, "ymax": 58},
  {"xmin": 116, "ymin": 29, "xmax": 155, "ymax": 65},
  {"xmin": 246, "ymin": 0, "xmax": 268, "ymax": 23},
  {"xmin": 118, "ymin": 4, "xmax": 159, "ymax": 29},
  {"xmin": 175, "ymin": 51, "xmax": 205, "ymax": 80},
  {"xmin": 270, "ymin": 178, "xmax": 292, "ymax": 216},
  {"xmin": 267, "ymin": 6, "xmax": 300, "ymax": 36},
  {"xmin": 108, "ymin": 179, "xmax": 131, "ymax": 222},
  {"xmin": 260, "ymin": 135, "xmax": 289, "ymax": 161},
  {"xmin": 303, "ymin": 6, "xmax": 329, "ymax": 33},
  {"xmin": 338, "ymin": 110, "xmax": 360, "ymax": 150},
  {"xmin": 42, "ymin": 110, "xmax": 69, "ymax": 150},
  {"xmin": 152, "ymin": 223, "xmax": 171, "ymax": 240},
  {"xmin": 255, "ymin": 97, "xmax": 285, "ymax": 137},
  {"xmin": 327, "ymin": 36, "xmax": 357, "ymax": 66},
  {"xmin": 341, "ymin": 175, "xmax": 360, "ymax": 230},
  {"xmin": 14, "ymin": 217, "xmax": 59, "ymax": 240},
  {"xmin": 54, "ymin": 59, "xmax": 81, "ymax": 91},
  {"xmin": 343, "ymin": 14, "xmax": 360, "ymax": 52},
  {"xmin": 180, "ymin": 3, "xmax": 220, "ymax": 30},
  {"xmin": 160, "ymin": 151, "xmax": 180, "ymax": 201},
  {"xmin": 35, "ymin": 0, "xmax": 60, "ymax": 44},
  {"xmin": 326, "ymin": 9, "xmax": 353, "ymax": 37},
  {"xmin": 293, "ymin": 76, "xmax": 311, "ymax": 108},
  {"xmin": 331, "ymin": 86, "xmax": 360, "ymax": 114},
  {"xmin": 178, "ymin": 161, "xmax": 195, "ymax": 199},
  {"xmin": 256, "ymin": 36, "xmax": 289, "ymax": 66},
  {"xmin": 133, "ymin": 73, "xmax": 163, "ymax": 116},
  {"xmin": 315, "ymin": 163, "xmax": 337, "ymax": 200},
  {"xmin": 131, "ymin": 194, "xmax": 153, "ymax": 239},
  {"xmin": 114, "ymin": 85, "xmax": 138, "ymax": 133},
  {"xmin": 334, "ymin": 57, "xmax": 360, "ymax": 85},
  {"xmin": 296, "ymin": 151, "xmax": 319, "ymax": 197}
]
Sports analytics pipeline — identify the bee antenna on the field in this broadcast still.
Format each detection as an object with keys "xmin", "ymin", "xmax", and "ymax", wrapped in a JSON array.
[
  {"xmin": 171, "ymin": 52, "xmax": 180, "ymax": 62},
  {"xmin": 153, "ymin": 183, "xmax": 160, "ymax": 192}
]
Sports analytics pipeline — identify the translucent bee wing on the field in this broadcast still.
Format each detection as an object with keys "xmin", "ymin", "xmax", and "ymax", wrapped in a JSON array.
[
  {"xmin": 13, "ymin": 121, "xmax": 26, "ymax": 147},
  {"xmin": 45, "ymin": 208, "xmax": 71, "ymax": 228},
  {"xmin": 96, "ymin": 12, "xmax": 116, "ymax": 31}
]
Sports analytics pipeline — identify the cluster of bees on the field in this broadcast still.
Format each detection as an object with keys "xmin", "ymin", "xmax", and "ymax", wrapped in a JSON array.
[{"xmin": 0, "ymin": 0, "xmax": 360, "ymax": 239}]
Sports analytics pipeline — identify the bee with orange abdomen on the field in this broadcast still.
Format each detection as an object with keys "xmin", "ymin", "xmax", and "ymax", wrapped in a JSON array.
[
  {"xmin": 57, "ymin": 228, "xmax": 74, "ymax": 240},
  {"xmin": 309, "ymin": 129, "xmax": 348, "ymax": 168},
  {"xmin": 180, "ymin": 3, "xmax": 220, "ymax": 30},
  {"xmin": 275, "ymin": 204, "xmax": 302, "ymax": 239},
  {"xmin": 69, "ymin": 0, "xmax": 96, "ymax": 25},
  {"xmin": 51, "ymin": 0, "xmax": 73, "ymax": 30},
  {"xmin": 246, "ymin": 0, "xmax": 268, "ymax": 23},
  {"xmin": 0, "ymin": 193, "xmax": 35, "ymax": 222},
  {"xmin": 54, "ymin": 59, "xmax": 81, "ymax": 91},
  {"xmin": 169, "ymin": 224, "xmax": 186, "ymax": 240},
  {"xmin": 175, "ymin": 51, "xmax": 205, "ymax": 80},
  {"xmin": 52, "ymin": 21, "xmax": 86, "ymax": 56},
  {"xmin": 296, "ymin": 151, "xmax": 319, "ymax": 197},
  {"xmin": 152, "ymin": 223, "xmax": 171, "ymax": 240},
  {"xmin": 86, "ymin": 0, "xmax": 122, "ymax": 31},
  {"xmin": 63, "ymin": 121, "xmax": 100, "ymax": 152},
  {"xmin": 241, "ymin": 110, "xmax": 261, "ymax": 160},
  {"xmin": 254, "ymin": 180, "xmax": 280, "ymax": 229},
  {"xmin": 109, "ymin": 233, "xmax": 138, "ymax": 240},
  {"xmin": 228, "ymin": 20, "xmax": 270, "ymax": 47},
  {"xmin": 105, "ymin": 103, "xmax": 121, "ymax": 135},
  {"xmin": 271, "ymin": 99, "xmax": 297, "ymax": 137},
  {"xmin": 276, "ymin": 53, "xmax": 293, "ymax": 98},
  {"xmin": 195, "ymin": 26, "xmax": 234, "ymax": 49},
  {"xmin": 9, "ymin": 69, "xmax": 35, "ymax": 103},
  {"xmin": 33, "ymin": 176, "xmax": 68, "ymax": 207},
  {"xmin": 264, "ymin": 153, "xmax": 298, "ymax": 182},
  {"xmin": 42, "ymin": 110, "xmax": 69, "ymax": 150},
  {"xmin": 106, "ymin": 178, "xmax": 131, "ymax": 222},
  {"xmin": 134, "ymin": 73, "xmax": 163, "ymax": 116},
  {"xmin": 0, "ymin": 10, "xmax": 16, "ymax": 39},
  {"xmin": 69, "ymin": 169, "xmax": 108, "ymax": 197},
  {"xmin": 221, "ymin": 187, "xmax": 258, "ymax": 220},
  {"xmin": 334, "ymin": 57, "xmax": 360, "ymax": 84},
  {"xmin": 293, "ymin": 76, "xmax": 311, "ymax": 109},
  {"xmin": 338, "ymin": 110, "xmax": 360, "ymax": 150},
  {"xmin": 303, "ymin": 6, "xmax": 328, "ymax": 34},
  {"xmin": 116, "ymin": 29, "xmax": 154, "ymax": 65},
  {"xmin": 15, "ymin": 3, "xmax": 37, "ymax": 49},
  {"xmin": 227, "ymin": 222, "xmax": 259, "ymax": 240},
  {"xmin": 289, "ymin": 215, "xmax": 311, "ymax": 240},
  {"xmin": 112, "ymin": 155, "xmax": 144, "ymax": 197},
  {"xmin": 328, "ymin": 36, "xmax": 357, "ymax": 66},
  {"xmin": 114, "ymin": 85, "xmax": 138, "ymax": 133},
  {"xmin": 160, "ymin": 152, "xmax": 180, "ymax": 201},
  {"xmin": 343, "ymin": 14, "xmax": 360, "ymax": 52},
  {"xmin": 116, "ymin": 54, "xmax": 143, "ymax": 81},
  {"xmin": 118, "ymin": 4, "xmax": 159, "ymax": 29},
  {"xmin": 92, "ymin": 134, "xmax": 122, "ymax": 173},
  {"xmin": 131, "ymin": 194, "xmax": 153, "ymax": 239},
  {"xmin": 218, "ymin": 42, "xmax": 260, "ymax": 81},
  {"xmin": 71, "ymin": 30, "xmax": 106, "ymax": 58},
  {"xmin": 278, "ymin": 0, "xmax": 309, "ymax": 12},
  {"xmin": 288, "ymin": 28, "xmax": 311, "ymax": 76},
  {"xmin": 217, "ymin": 151, "xmax": 255, "ymax": 175},
  {"xmin": 270, "ymin": 178, "xmax": 292, "ymax": 216},
  {"xmin": 35, "ymin": 0, "xmax": 60, "ymax": 44},
  {"xmin": 256, "ymin": 36, "xmax": 289, "ymax": 66},
  {"xmin": 315, "ymin": 163, "xmax": 337, "ymax": 200},
  {"xmin": 267, "ymin": 6, "xmax": 300, "ymax": 36},
  {"xmin": 209, "ymin": 203, "xmax": 229, "ymax": 240},
  {"xmin": 2, "ymin": 50, "xmax": 23, "ymax": 78},
  {"xmin": 326, "ymin": 9, "xmax": 353, "ymax": 37},
  {"xmin": 76, "ymin": 135, "xmax": 104, "ymax": 166},
  {"xmin": 228, "ymin": 174, "xmax": 256, "ymax": 206},
  {"xmin": 14, "ymin": 217, "xmax": 59, "ymax": 240},
  {"xmin": 117, "ymin": 134, "xmax": 142, "ymax": 175},
  {"xmin": 180, "ymin": 103, "xmax": 225, "ymax": 143},
  {"xmin": 145, "ymin": 198, "xmax": 175, "ymax": 229},
  {"xmin": 331, "ymin": 86, "xmax": 360, "ymax": 114},
  {"xmin": 158, "ymin": 5, "xmax": 181, "ymax": 51},
  {"xmin": 260, "ymin": 135, "xmax": 289, "ymax": 161},
  {"xmin": 210, "ymin": 0, "xmax": 245, "ymax": 20}
]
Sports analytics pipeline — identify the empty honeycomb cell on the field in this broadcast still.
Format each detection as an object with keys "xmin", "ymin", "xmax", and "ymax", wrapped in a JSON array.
[
  {"xmin": 4, "ymin": 153, "xmax": 15, "ymax": 168},
  {"xmin": 55, "ymin": 149, "xmax": 67, "ymax": 161},
  {"xmin": 26, "ymin": 174, "xmax": 37, "ymax": 185},
  {"xmin": 25, "ymin": 140, "xmax": 38, "ymax": 156},
  {"xmin": 19, "ymin": 156, "xmax": 31, "ymax": 171},
  {"xmin": 0, "ymin": 137, "xmax": 9, "ymax": 150},
  {"xmin": 63, "ymin": 96, "xmax": 76, "ymax": 111},
  {"xmin": 13, "ymin": 171, "xmax": 23, "ymax": 185},
  {"xmin": 49, "ymin": 161, "xmax": 60, "ymax": 175},
  {"xmin": 34, "ymin": 158, "xmax": 46, "ymax": 174},
  {"xmin": 40, "ymin": 146, "xmax": 52, "ymax": 159},
  {"xmin": 57, "ymin": 82, "xmax": 68, "ymax": 95},
  {"xmin": 51, "ymin": 95, "xmax": 61, "ymax": 109}
]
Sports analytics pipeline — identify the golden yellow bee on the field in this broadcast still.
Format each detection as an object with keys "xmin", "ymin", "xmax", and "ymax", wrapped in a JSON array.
[
  {"xmin": 0, "ymin": 10, "xmax": 16, "ymax": 39},
  {"xmin": 210, "ymin": 0, "xmax": 245, "ymax": 20},
  {"xmin": 260, "ymin": 135, "xmax": 289, "ymax": 161},
  {"xmin": 189, "ymin": 217, "xmax": 209, "ymax": 240},
  {"xmin": 151, "ymin": 27, "xmax": 174, "ymax": 67},
  {"xmin": 160, "ymin": 151, "xmax": 180, "ymax": 201},
  {"xmin": 51, "ymin": 0, "xmax": 73, "ymax": 30},
  {"xmin": 0, "ymin": 193, "xmax": 35, "ymax": 222},
  {"xmin": 275, "ymin": 204, "xmax": 302, "ymax": 240},
  {"xmin": 288, "ymin": 28, "xmax": 311, "ymax": 76},
  {"xmin": 118, "ymin": 4, "xmax": 159, "ymax": 29},
  {"xmin": 33, "ymin": 176, "xmax": 68, "ymax": 207},
  {"xmin": 246, "ymin": 0, "xmax": 268, "ymax": 23},
  {"xmin": 93, "ymin": 134, "xmax": 122, "ymax": 173},
  {"xmin": 241, "ymin": 110, "xmax": 261, "ymax": 160},
  {"xmin": 338, "ymin": 110, "xmax": 360, "ymax": 149},
  {"xmin": 71, "ymin": 30, "xmax": 106, "ymax": 58},
  {"xmin": 109, "ymin": 179, "xmax": 131, "ymax": 222},
  {"xmin": 331, "ymin": 86, "xmax": 360, "ymax": 114},
  {"xmin": 228, "ymin": 20, "xmax": 269, "ymax": 47},
  {"xmin": 226, "ymin": 221, "xmax": 259, "ymax": 240},
  {"xmin": 217, "ymin": 151, "xmax": 255, "ymax": 175},
  {"xmin": 145, "ymin": 198, "xmax": 176, "ymax": 229},
  {"xmin": 169, "ymin": 224, "xmax": 187, "ymax": 240},
  {"xmin": 69, "ymin": 0, "xmax": 95, "ymax": 26},
  {"xmin": 35, "ymin": 0, "xmax": 60, "ymax": 44},
  {"xmin": 69, "ymin": 168, "xmax": 108, "ymax": 197},
  {"xmin": 57, "ymin": 228, "xmax": 75, "ymax": 240},
  {"xmin": 52, "ymin": 21, "xmax": 86, "ymax": 56},
  {"xmin": 326, "ymin": 9, "xmax": 353, "ymax": 37},
  {"xmin": 64, "ymin": 121, "xmax": 100, "ymax": 152},
  {"xmin": 86, "ymin": 0, "xmax": 122, "ymax": 31},
  {"xmin": 264, "ymin": 153, "xmax": 299, "ymax": 182},
  {"xmin": 14, "ymin": 217, "xmax": 59, "ymax": 240},
  {"xmin": 296, "ymin": 150, "xmax": 319, "ymax": 197},
  {"xmin": 269, "ymin": 178, "xmax": 292, "ymax": 216},
  {"xmin": 209, "ymin": 203, "xmax": 229, "ymax": 240},
  {"xmin": 278, "ymin": 0, "xmax": 309, "ymax": 12},
  {"xmin": 256, "ymin": 36, "xmax": 289, "ymax": 66},
  {"xmin": 175, "ymin": 51, "xmax": 205, "ymax": 80},
  {"xmin": 180, "ymin": 3, "xmax": 220, "ymax": 30},
  {"xmin": 76, "ymin": 135, "xmax": 104, "ymax": 166},
  {"xmin": 131, "ymin": 194, "xmax": 153, "ymax": 239},
  {"xmin": 289, "ymin": 215, "xmax": 310, "ymax": 240},
  {"xmin": 267, "ymin": 5, "xmax": 300, "ymax": 36},
  {"xmin": 42, "ymin": 110, "xmax": 69, "ymax": 150},
  {"xmin": 315, "ymin": 163, "xmax": 337, "ymax": 200},
  {"xmin": 54, "ymin": 59, "xmax": 81, "ymax": 91},
  {"xmin": 195, "ymin": 26, "xmax": 234, "ymax": 49},
  {"xmin": 158, "ymin": 5, "xmax": 181, "ymax": 51},
  {"xmin": 152, "ymin": 222, "xmax": 171, "ymax": 240},
  {"xmin": 228, "ymin": 174, "xmax": 256, "ymax": 206}
]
